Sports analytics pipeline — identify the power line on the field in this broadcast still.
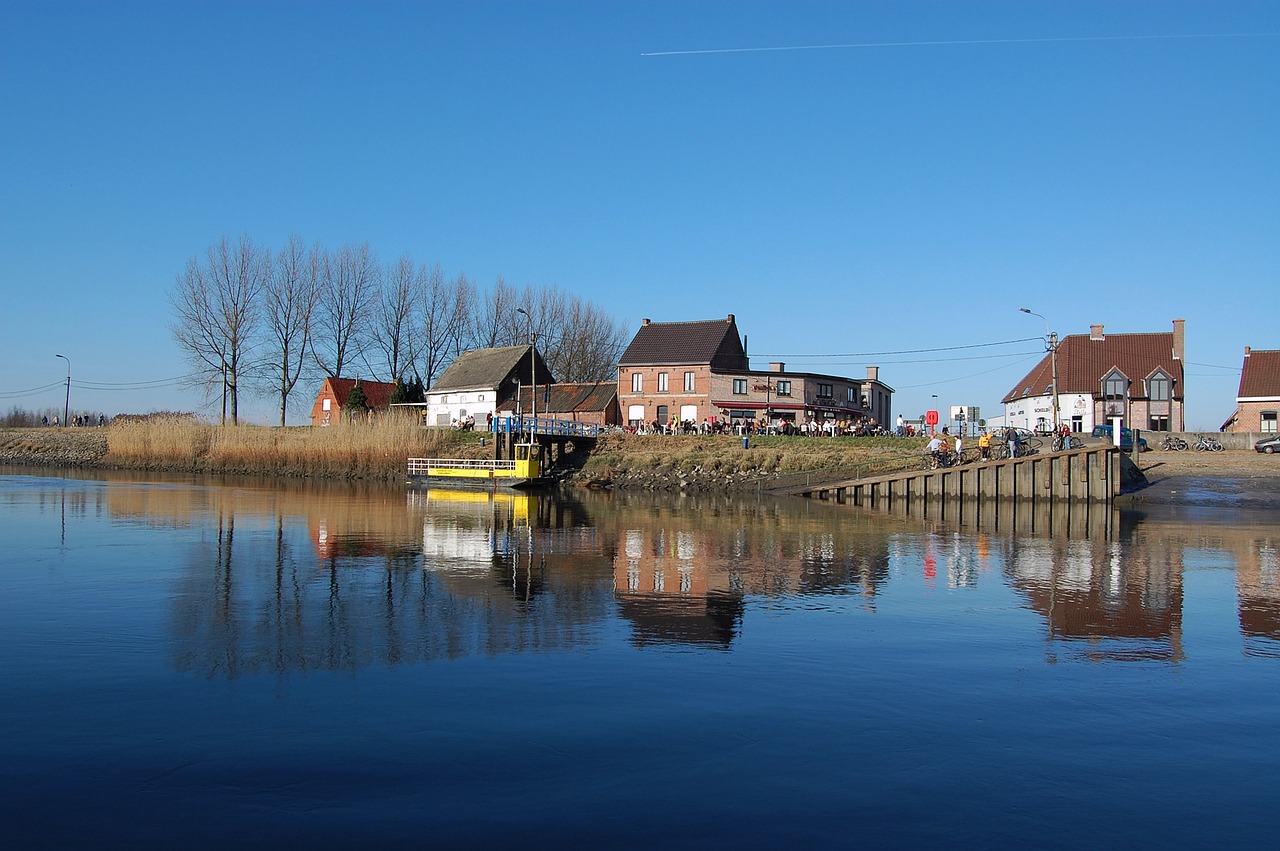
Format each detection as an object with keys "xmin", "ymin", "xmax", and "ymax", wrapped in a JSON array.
[
  {"xmin": 0, "ymin": 380, "xmax": 66, "ymax": 399},
  {"xmin": 757, "ymin": 337, "xmax": 1041, "ymax": 359}
]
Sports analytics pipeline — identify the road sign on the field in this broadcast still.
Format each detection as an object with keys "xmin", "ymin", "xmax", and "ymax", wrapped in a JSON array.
[{"xmin": 925, "ymin": 410, "xmax": 939, "ymax": 426}]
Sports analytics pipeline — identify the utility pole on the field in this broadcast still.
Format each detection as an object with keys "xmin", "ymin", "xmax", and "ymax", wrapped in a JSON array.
[{"xmin": 55, "ymin": 354, "xmax": 70, "ymax": 426}]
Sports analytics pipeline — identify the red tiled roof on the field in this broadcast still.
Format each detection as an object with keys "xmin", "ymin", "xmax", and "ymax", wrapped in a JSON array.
[
  {"xmin": 1238, "ymin": 349, "xmax": 1280, "ymax": 398},
  {"xmin": 1002, "ymin": 330, "xmax": 1184, "ymax": 404},
  {"xmin": 324, "ymin": 377, "xmax": 397, "ymax": 409},
  {"xmin": 618, "ymin": 316, "xmax": 749, "ymax": 370}
]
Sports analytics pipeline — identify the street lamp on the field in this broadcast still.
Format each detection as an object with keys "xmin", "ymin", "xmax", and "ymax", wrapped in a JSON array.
[
  {"xmin": 515, "ymin": 308, "xmax": 535, "ymax": 436},
  {"xmin": 1020, "ymin": 308, "xmax": 1059, "ymax": 432},
  {"xmin": 55, "ymin": 354, "xmax": 70, "ymax": 427},
  {"xmin": 931, "ymin": 394, "xmax": 938, "ymax": 436}
]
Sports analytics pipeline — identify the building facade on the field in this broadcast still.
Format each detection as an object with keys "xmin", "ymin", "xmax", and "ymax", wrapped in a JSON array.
[
  {"xmin": 1003, "ymin": 320, "xmax": 1186, "ymax": 434},
  {"xmin": 1222, "ymin": 347, "xmax": 1280, "ymax": 434},
  {"xmin": 425, "ymin": 345, "xmax": 553, "ymax": 427},
  {"xmin": 616, "ymin": 314, "xmax": 892, "ymax": 431},
  {"xmin": 309, "ymin": 378, "xmax": 398, "ymax": 426}
]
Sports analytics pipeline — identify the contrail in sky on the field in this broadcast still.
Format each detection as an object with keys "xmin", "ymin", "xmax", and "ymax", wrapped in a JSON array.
[{"xmin": 641, "ymin": 32, "xmax": 1278, "ymax": 57}]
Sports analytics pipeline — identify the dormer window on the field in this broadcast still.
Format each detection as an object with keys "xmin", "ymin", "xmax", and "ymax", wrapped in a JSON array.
[
  {"xmin": 1147, "ymin": 371, "xmax": 1171, "ymax": 402},
  {"xmin": 1103, "ymin": 370, "xmax": 1128, "ymax": 400}
]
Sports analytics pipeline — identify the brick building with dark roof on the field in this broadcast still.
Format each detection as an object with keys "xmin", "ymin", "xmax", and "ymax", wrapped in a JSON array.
[
  {"xmin": 617, "ymin": 314, "xmax": 893, "ymax": 431},
  {"xmin": 1221, "ymin": 347, "xmax": 1280, "ymax": 434},
  {"xmin": 1002, "ymin": 320, "xmax": 1185, "ymax": 434},
  {"xmin": 309, "ymin": 377, "xmax": 398, "ymax": 426}
]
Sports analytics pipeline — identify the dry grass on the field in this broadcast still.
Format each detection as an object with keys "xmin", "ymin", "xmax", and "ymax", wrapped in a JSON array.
[
  {"xmin": 578, "ymin": 432, "xmax": 927, "ymax": 479},
  {"xmin": 105, "ymin": 415, "xmax": 490, "ymax": 479}
]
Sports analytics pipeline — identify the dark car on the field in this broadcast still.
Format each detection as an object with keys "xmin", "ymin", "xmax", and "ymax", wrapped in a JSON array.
[
  {"xmin": 1091, "ymin": 424, "xmax": 1149, "ymax": 451},
  {"xmin": 1256, "ymin": 434, "xmax": 1280, "ymax": 454}
]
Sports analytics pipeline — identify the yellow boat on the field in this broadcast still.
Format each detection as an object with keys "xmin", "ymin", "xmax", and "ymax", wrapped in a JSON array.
[{"xmin": 407, "ymin": 442, "xmax": 549, "ymax": 489}]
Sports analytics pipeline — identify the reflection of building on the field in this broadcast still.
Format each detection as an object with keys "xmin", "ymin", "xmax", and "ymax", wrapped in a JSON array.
[
  {"xmin": 1006, "ymin": 535, "xmax": 1185, "ymax": 662},
  {"xmin": 611, "ymin": 518, "xmax": 892, "ymax": 649},
  {"xmin": 1235, "ymin": 536, "xmax": 1280, "ymax": 654}
]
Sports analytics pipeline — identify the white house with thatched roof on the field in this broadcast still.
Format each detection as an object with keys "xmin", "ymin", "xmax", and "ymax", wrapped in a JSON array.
[{"xmin": 424, "ymin": 345, "xmax": 555, "ymax": 427}]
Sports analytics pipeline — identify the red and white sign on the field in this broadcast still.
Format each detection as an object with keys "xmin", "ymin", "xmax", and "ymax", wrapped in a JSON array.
[{"xmin": 925, "ymin": 410, "xmax": 939, "ymax": 426}]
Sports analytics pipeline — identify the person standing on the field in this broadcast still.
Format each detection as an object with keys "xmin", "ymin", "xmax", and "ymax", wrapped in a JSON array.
[{"xmin": 978, "ymin": 430, "xmax": 991, "ymax": 461}]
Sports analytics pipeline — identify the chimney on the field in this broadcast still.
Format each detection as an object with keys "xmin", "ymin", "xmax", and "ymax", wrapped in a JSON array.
[
  {"xmin": 769, "ymin": 362, "xmax": 785, "ymax": 373},
  {"xmin": 642, "ymin": 318, "xmax": 651, "ymax": 326},
  {"xmin": 727, "ymin": 313, "xmax": 735, "ymax": 323},
  {"xmin": 866, "ymin": 366, "xmax": 879, "ymax": 381},
  {"xmin": 1172, "ymin": 318, "xmax": 1185, "ymax": 361},
  {"xmin": 1090, "ymin": 324, "xmax": 1105, "ymax": 341},
  {"xmin": 1245, "ymin": 346, "xmax": 1252, "ymax": 357}
]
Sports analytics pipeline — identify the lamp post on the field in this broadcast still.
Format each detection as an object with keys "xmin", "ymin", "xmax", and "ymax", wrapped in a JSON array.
[
  {"xmin": 931, "ymin": 394, "xmax": 938, "ymax": 436},
  {"xmin": 1020, "ymin": 308, "xmax": 1059, "ymax": 432},
  {"xmin": 55, "ymin": 354, "xmax": 70, "ymax": 427},
  {"xmin": 515, "ymin": 308, "xmax": 535, "ymax": 436}
]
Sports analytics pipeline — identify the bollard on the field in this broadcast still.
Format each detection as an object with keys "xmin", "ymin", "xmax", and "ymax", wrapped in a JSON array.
[{"xmin": 742, "ymin": 437, "xmax": 749, "ymax": 449}]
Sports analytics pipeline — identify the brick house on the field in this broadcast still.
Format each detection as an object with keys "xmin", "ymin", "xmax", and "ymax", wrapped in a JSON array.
[
  {"xmin": 425, "ymin": 345, "xmax": 553, "ymax": 427},
  {"xmin": 1002, "ymin": 320, "xmax": 1186, "ymax": 434},
  {"xmin": 497, "ymin": 381, "xmax": 621, "ymax": 427},
  {"xmin": 309, "ymin": 377, "xmax": 398, "ymax": 426},
  {"xmin": 1221, "ymin": 347, "xmax": 1280, "ymax": 434},
  {"xmin": 616, "ymin": 314, "xmax": 892, "ymax": 430}
]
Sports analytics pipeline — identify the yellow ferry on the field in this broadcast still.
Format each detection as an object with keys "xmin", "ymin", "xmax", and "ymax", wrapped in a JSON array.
[{"xmin": 407, "ymin": 442, "xmax": 549, "ymax": 490}]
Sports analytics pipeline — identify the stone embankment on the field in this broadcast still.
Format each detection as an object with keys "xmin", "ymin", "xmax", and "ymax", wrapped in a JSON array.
[{"xmin": 0, "ymin": 429, "xmax": 108, "ymax": 467}]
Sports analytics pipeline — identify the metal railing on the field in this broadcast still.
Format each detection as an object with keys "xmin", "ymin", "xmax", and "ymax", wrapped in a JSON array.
[
  {"xmin": 408, "ymin": 457, "xmax": 516, "ymax": 475},
  {"xmin": 491, "ymin": 416, "xmax": 600, "ymax": 438}
]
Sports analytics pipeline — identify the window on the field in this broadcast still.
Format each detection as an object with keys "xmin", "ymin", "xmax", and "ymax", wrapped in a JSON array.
[
  {"xmin": 1263, "ymin": 411, "xmax": 1278, "ymax": 434},
  {"xmin": 684, "ymin": 372, "xmax": 696, "ymax": 392},
  {"xmin": 1103, "ymin": 370, "xmax": 1128, "ymax": 400},
  {"xmin": 631, "ymin": 372, "xmax": 642, "ymax": 393},
  {"xmin": 817, "ymin": 383, "xmax": 833, "ymax": 399},
  {"xmin": 733, "ymin": 379, "xmax": 747, "ymax": 394},
  {"xmin": 847, "ymin": 387, "xmax": 857, "ymax": 403},
  {"xmin": 1148, "ymin": 374, "xmax": 1170, "ymax": 402},
  {"xmin": 1149, "ymin": 415, "xmax": 1169, "ymax": 432},
  {"xmin": 775, "ymin": 380, "xmax": 790, "ymax": 396},
  {"xmin": 657, "ymin": 372, "xmax": 668, "ymax": 392}
]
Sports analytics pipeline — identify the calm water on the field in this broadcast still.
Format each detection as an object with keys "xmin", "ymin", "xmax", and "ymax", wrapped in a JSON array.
[{"xmin": 2, "ymin": 468, "xmax": 1278, "ymax": 848}]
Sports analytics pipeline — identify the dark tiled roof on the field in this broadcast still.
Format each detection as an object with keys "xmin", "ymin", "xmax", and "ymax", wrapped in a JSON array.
[
  {"xmin": 618, "ymin": 316, "xmax": 749, "ymax": 370},
  {"xmin": 430, "ymin": 345, "xmax": 552, "ymax": 392},
  {"xmin": 503, "ymin": 381, "xmax": 618, "ymax": 414},
  {"xmin": 1239, "ymin": 349, "xmax": 1280, "ymax": 398},
  {"xmin": 1002, "ymin": 331, "xmax": 1183, "ymax": 404},
  {"xmin": 324, "ymin": 378, "xmax": 397, "ymax": 409}
]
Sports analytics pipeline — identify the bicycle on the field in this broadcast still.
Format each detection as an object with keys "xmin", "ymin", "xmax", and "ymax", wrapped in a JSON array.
[
  {"xmin": 1161, "ymin": 435, "xmax": 1188, "ymax": 452},
  {"xmin": 1051, "ymin": 434, "xmax": 1083, "ymax": 451},
  {"xmin": 1195, "ymin": 436, "xmax": 1224, "ymax": 452}
]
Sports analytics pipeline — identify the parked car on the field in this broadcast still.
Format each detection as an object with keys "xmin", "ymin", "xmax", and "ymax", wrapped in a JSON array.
[
  {"xmin": 1256, "ymin": 434, "xmax": 1280, "ymax": 454},
  {"xmin": 1090, "ymin": 424, "xmax": 1149, "ymax": 451}
]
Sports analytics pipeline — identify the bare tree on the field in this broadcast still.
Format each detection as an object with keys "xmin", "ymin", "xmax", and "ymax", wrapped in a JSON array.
[
  {"xmin": 468, "ymin": 275, "xmax": 520, "ymax": 350},
  {"xmin": 169, "ymin": 235, "xmax": 270, "ymax": 424},
  {"xmin": 259, "ymin": 235, "xmax": 320, "ymax": 426},
  {"xmin": 312, "ymin": 242, "xmax": 378, "ymax": 378},
  {"xmin": 551, "ymin": 295, "xmax": 628, "ymax": 381},
  {"xmin": 416, "ymin": 266, "xmax": 473, "ymax": 389},
  {"xmin": 367, "ymin": 253, "xmax": 419, "ymax": 381}
]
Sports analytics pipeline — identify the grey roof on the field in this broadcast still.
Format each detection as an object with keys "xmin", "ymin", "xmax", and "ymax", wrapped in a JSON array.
[
  {"xmin": 618, "ymin": 316, "xmax": 749, "ymax": 370},
  {"xmin": 431, "ymin": 345, "xmax": 551, "ymax": 392}
]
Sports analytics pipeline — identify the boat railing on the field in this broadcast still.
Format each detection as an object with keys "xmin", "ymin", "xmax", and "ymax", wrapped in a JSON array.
[{"xmin": 408, "ymin": 457, "xmax": 517, "ymax": 475}]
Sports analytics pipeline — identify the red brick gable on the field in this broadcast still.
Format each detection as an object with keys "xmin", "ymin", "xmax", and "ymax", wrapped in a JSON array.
[{"xmin": 1238, "ymin": 349, "xmax": 1280, "ymax": 398}]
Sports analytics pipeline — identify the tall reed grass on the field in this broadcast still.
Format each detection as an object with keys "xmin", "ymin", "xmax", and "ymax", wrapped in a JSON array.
[{"xmin": 106, "ymin": 415, "xmax": 482, "ymax": 479}]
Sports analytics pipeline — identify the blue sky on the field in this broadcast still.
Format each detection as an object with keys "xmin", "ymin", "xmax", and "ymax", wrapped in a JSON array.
[{"xmin": 2, "ymin": 0, "xmax": 1276, "ymax": 428}]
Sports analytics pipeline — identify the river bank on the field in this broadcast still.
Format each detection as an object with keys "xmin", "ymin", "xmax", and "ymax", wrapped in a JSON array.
[{"xmin": 3, "ymin": 425, "xmax": 1277, "ymax": 499}]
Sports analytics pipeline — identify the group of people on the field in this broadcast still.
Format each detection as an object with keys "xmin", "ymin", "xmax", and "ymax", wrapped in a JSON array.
[
  {"xmin": 41, "ymin": 414, "xmax": 105, "ymax": 427},
  {"xmin": 625, "ymin": 415, "xmax": 884, "ymax": 437}
]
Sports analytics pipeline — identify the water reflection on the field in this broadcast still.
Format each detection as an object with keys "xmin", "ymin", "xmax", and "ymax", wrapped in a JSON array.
[{"xmin": 5, "ymin": 467, "xmax": 1280, "ymax": 670}]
